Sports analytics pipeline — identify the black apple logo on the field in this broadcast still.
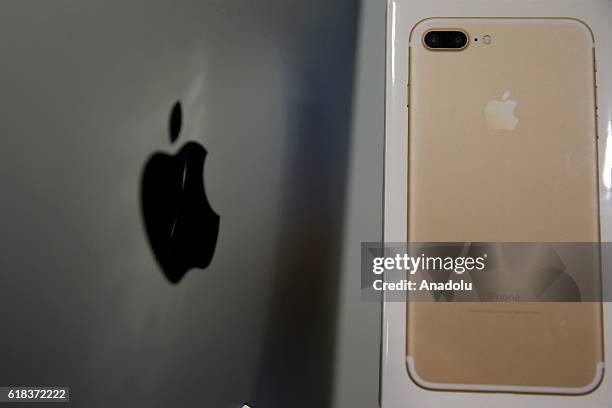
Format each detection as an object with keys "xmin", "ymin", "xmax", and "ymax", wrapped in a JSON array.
[{"xmin": 141, "ymin": 101, "xmax": 220, "ymax": 284}]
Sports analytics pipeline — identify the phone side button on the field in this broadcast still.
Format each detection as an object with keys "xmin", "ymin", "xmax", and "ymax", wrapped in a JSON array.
[{"xmin": 407, "ymin": 83, "xmax": 410, "ymax": 108}]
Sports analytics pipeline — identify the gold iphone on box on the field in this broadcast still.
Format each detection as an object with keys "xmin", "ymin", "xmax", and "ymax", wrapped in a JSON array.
[{"xmin": 406, "ymin": 18, "xmax": 603, "ymax": 394}]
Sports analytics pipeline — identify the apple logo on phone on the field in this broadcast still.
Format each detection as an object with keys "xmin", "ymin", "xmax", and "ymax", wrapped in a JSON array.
[
  {"xmin": 141, "ymin": 101, "xmax": 220, "ymax": 284},
  {"xmin": 485, "ymin": 91, "xmax": 519, "ymax": 131}
]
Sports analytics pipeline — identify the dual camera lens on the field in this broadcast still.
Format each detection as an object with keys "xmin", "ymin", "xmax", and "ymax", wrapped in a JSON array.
[{"xmin": 424, "ymin": 31, "xmax": 468, "ymax": 50}]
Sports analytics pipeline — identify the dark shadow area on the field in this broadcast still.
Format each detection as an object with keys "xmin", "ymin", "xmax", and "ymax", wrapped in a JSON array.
[{"xmin": 251, "ymin": 3, "xmax": 360, "ymax": 407}]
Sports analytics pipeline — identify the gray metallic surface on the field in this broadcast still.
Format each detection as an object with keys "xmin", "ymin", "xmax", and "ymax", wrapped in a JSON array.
[
  {"xmin": 332, "ymin": 0, "xmax": 385, "ymax": 406},
  {"xmin": 0, "ymin": 1, "xmax": 361, "ymax": 406}
]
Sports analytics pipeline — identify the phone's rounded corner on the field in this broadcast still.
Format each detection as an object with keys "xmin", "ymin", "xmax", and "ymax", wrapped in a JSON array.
[
  {"xmin": 405, "ymin": 355, "xmax": 440, "ymax": 391},
  {"xmin": 575, "ymin": 361, "xmax": 605, "ymax": 396},
  {"xmin": 408, "ymin": 18, "xmax": 440, "ymax": 47},
  {"xmin": 562, "ymin": 17, "xmax": 596, "ymax": 45}
]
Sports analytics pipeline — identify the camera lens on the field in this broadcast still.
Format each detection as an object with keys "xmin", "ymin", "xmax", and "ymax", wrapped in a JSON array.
[
  {"xmin": 453, "ymin": 33, "xmax": 467, "ymax": 48},
  {"xmin": 424, "ymin": 31, "xmax": 468, "ymax": 49},
  {"xmin": 424, "ymin": 32, "xmax": 441, "ymax": 48}
]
